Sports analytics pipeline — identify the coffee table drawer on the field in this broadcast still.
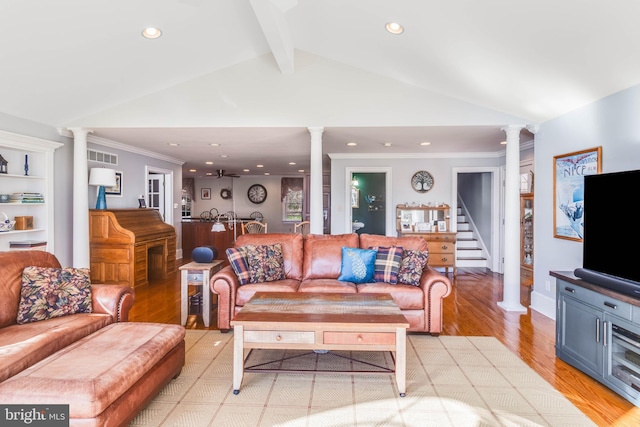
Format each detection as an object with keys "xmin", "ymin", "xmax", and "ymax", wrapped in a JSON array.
[
  {"xmin": 244, "ymin": 330, "xmax": 315, "ymax": 344},
  {"xmin": 324, "ymin": 331, "xmax": 396, "ymax": 345}
]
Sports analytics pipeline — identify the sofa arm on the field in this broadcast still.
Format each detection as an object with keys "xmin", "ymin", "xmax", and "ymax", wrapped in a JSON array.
[
  {"xmin": 211, "ymin": 266, "xmax": 240, "ymax": 331},
  {"xmin": 419, "ymin": 267, "xmax": 452, "ymax": 335},
  {"xmin": 91, "ymin": 284, "xmax": 135, "ymax": 322}
]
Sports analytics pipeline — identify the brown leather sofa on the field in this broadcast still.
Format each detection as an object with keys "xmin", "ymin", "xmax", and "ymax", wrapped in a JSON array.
[
  {"xmin": 211, "ymin": 233, "xmax": 452, "ymax": 334},
  {"xmin": 0, "ymin": 250, "xmax": 185, "ymax": 427}
]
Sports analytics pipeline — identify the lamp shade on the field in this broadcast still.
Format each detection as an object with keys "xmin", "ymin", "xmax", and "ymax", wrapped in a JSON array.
[
  {"xmin": 89, "ymin": 168, "xmax": 116, "ymax": 187},
  {"xmin": 211, "ymin": 221, "xmax": 226, "ymax": 232}
]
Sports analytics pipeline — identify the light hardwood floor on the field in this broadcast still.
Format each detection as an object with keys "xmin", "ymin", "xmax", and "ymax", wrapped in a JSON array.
[{"xmin": 128, "ymin": 265, "xmax": 640, "ymax": 426}]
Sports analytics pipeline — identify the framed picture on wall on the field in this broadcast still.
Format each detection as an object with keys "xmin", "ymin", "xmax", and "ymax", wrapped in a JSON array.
[
  {"xmin": 105, "ymin": 171, "xmax": 123, "ymax": 197},
  {"xmin": 553, "ymin": 147, "xmax": 602, "ymax": 241},
  {"xmin": 201, "ymin": 188, "xmax": 211, "ymax": 200}
]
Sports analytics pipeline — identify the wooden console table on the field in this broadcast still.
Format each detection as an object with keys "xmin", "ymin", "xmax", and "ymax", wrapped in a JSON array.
[
  {"xmin": 230, "ymin": 292, "xmax": 409, "ymax": 396},
  {"xmin": 89, "ymin": 209, "xmax": 176, "ymax": 288}
]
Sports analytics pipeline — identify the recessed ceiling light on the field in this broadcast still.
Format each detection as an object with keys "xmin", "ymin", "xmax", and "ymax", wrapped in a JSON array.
[
  {"xmin": 385, "ymin": 22, "xmax": 404, "ymax": 35},
  {"xmin": 189, "ymin": 169, "xmax": 196, "ymax": 172},
  {"xmin": 289, "ymin": 162, "xmax": 296, "ymax": 165},
  {"xmin": 220, "ymin": 154, "xmax": 228, "ymax": 158},
  {"xmin": 168, "ymin": 142, "xmax": 179, "ymax": 146},
  {"xmin": 142, "ymin": 27, "xmax": 162, "ymax": 39},
  {"xmin": 205, "ymin": 161, "xmax": 213, "ymax": 165},
  {"xmin": 243, "ymin": 169, "xmax": 250, "ymax": 172},
  {"xmin": 383, "ymin": 142, "xmax": 392, "ymax": 147},
  {"xmin": 257, "ymin": 164, "xmax": 264, "ymax": 168},
  {"xmin": 346, "ymin": 142, "xmax": 357, "ymax": 146},
  {"xmin": 298, "ymin": 169, "xmax": 305, "ymax": 173},
  {"xmin": 264, "ymin": 172, "xmax": 270, "ymax": 176},
  {"xmin": 500, "ymin": 141, "xmax": 508, "ymax": 145},
  {"xmin": 209, "ymin": 143, "xmax": 220, "ymax": 147},
  {"xmin": 205, "ymin": 172, "xmax": 213, "ymax": 176},
  {"xmin": 420, "ymin": 141, "xmax": 431, "ymax": 146}
]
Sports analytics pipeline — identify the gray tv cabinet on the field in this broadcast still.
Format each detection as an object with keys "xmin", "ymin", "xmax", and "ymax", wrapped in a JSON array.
[{"xmin": 552, "ymin": 271, "xmax": 640, "ymax": 406}]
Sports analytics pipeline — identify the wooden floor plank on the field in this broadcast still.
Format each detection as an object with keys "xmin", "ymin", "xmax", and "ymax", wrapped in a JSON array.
[{"xmin": 128, "ymin": 264, "xmax": 640, "ymax": 426}]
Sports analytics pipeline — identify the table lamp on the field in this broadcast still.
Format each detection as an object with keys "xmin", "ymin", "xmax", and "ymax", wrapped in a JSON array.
[{"xmin": 89, "ymin": 168, "xmax": 116, "ymax": 209}]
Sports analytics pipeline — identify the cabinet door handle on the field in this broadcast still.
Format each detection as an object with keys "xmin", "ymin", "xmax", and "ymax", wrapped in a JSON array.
[
  {"xmin": 604, "ymin": 301, "xmax": 617, "ymax": 310},
  {"xmin": 603, "ymin": 321, "xmax": 608, "ymax": 347},
  {"xmin": 596, "ymin": 318, "xmax": 600, "ymax": 343},
  {"xmin": 564, "ymin": 287, "xmax": 575, "ymax": 293}
]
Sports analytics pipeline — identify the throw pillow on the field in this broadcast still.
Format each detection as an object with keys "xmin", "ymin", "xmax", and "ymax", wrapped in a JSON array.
[
  {"xmin": 226, "ymin": 247, "xmax": 251, "ymax": 285},
  {"xmin": 371, "ymin": 246, "xmax": 404, "ymax": 284},
  {"xmin": 397, "ymin": 250, "xmax": 429, "ymax": 286},
  {"xmin": 17, "ymin": 266, "xmax": 92, "ymax": 325},
  {"xmin": 245, "ymin": 244, "xmax": 286, "ymax": 283},
  {"xmin": 337, "ymin": 247, "xmax": 377, "ymax": 284}
]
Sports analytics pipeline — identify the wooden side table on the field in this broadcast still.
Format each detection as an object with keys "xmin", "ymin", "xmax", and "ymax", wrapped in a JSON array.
[{"xmin": 179, "ymin": 260, "xmax": 224, "ymax": 327}]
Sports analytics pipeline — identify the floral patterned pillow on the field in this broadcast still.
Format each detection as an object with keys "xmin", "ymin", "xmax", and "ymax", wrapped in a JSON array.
[
  {"xmin": 16, "ymin": 266, "xmax": 93, "ymax": 324},
  {"xmin": 245, "ymin": 244, "xmax": 286, "ymax": 283},
  {"xmin": 397, "ymin": 250, "xmax": 429, "ymax": 286}
]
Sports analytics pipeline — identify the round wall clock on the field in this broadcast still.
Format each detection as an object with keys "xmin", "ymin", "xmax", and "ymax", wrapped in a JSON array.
[
  {"xmin": 411, "ymin": 170, "xmax": 434, "ymax": 193},
  {"xmin": 247, "ymin": 184, "xmax": 267, "ymax": 204},
  {"xmin": 220, "ymin": 188, "xmax": 232, "ymax": 200}
]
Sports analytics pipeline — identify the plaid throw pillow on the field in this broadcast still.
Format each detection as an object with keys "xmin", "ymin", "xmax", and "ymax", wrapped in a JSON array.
[
  {"xmin": 245, "ymin": 244, "xmax": 286, "ymax": 283},
  {"xmin": 397, "ymin": 250, "xmax": 429, "ymax": 286},
  {"xmin": 17, "ymin": 266, "xmax": 92, "ymax": 324},
  {"xmin": 226, "ymin": 246, "xmax": 251, "ymax": 285},
  {"xmin": 371, "ymin": 246, "xmax": 404, "ymax": 284}
]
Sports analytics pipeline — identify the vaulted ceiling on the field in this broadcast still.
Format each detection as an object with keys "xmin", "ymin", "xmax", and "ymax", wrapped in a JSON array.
[{"xmin": 1, "ymin": 0, "xmax": 639, "ymax": 176}]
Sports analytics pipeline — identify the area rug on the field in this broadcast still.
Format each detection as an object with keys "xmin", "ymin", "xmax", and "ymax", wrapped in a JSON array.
[{"xmin": 130, "ymin": 330, "xmax": 595, "ymax": 427}]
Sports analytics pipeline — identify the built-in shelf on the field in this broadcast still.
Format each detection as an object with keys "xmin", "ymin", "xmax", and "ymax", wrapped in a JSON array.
[{"xmin": 0, "ymin": 130, "xmax": 62, "ymax": 252}]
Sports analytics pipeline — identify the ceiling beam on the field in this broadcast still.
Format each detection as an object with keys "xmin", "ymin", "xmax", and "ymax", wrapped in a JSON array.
[{"xmin": 249, "ymin": 0, "xmax": 295, "ymax": 74}]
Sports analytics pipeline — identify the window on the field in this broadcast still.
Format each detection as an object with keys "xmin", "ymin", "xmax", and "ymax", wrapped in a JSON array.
[{"xmin": 281, "ymin": 177, "xmax": 304, "ymax": 222}]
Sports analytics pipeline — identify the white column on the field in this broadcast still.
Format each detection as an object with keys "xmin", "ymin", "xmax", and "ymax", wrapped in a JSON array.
[
  {"xmin": 498, "ymin": 125, "xmax": 527, "ymax": 313},
  {"xmin": 307, "ymin": 127, "xmax": 324, "ymax": 234},
  {"xmin": 68, "ymin": 128, "xmax": 92, "ymax": 268}
]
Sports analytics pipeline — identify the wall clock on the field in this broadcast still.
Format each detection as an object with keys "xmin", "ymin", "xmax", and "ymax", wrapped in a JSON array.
[
  {"xmin": 220, "ymin": 188, "xmax": 232, "ymax": 200},
  {"xmin": 411, "ymin": 170, "xmax": 434, "ymax": 193},
  {"xmin": 247, "ymin": 184, "xmax": 267, "ymax": 204}
]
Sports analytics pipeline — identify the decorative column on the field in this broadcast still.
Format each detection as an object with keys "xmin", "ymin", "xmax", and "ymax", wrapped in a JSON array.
[
  {"xmin": 498, "ymin": 125, "xmax": 527, "ymax": 313},
  {"xmin": 307, "ymin": 127, "xmax": 324, "ymax": 234},
  {"xmin": 68, "ymin": 128, "xmax": 92, "ymax": 268}
]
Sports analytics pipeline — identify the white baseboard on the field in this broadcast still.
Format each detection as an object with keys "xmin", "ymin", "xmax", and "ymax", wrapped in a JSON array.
[
  {"xmin": 530, "ymin": 290, "xmax": 556, "ymax": 321},
  {"xmin": 176, "ymin": 249, "xmax": 183, "ymax": 260}
]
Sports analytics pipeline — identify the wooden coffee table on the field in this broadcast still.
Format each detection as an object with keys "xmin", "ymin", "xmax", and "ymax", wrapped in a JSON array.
[{"xmin": 230, "ymin": 292, "xmax": 410, "ymax": 396}]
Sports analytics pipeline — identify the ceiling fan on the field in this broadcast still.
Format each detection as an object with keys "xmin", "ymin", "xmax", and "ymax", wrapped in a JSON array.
[{"xmin": 216, "ymin": 169, "xmax": 240, "ymax": 178}]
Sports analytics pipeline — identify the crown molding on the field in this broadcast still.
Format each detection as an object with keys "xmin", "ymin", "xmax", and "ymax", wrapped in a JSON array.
[{"xmin": 58, "ymin": 128, "xmax": 184, "ymax": 165}]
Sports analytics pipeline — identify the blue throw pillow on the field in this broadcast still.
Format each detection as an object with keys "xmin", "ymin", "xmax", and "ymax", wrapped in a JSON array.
[{"xmin": 338, "ymin": 247, "xmax": 377, "ymax": 284}]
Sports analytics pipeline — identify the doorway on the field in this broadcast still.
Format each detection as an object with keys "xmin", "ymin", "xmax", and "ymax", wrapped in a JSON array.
[
  {"xmin": 145, "ymin": 166, "xmax": 173, "ymax": 225},
  {"xmin": 345, "ymin": 167, "xmax": 393, "ymax": 236},
  {"xmin": 451, "ymin": 166, "xmax": 502, "ymax": 273}
]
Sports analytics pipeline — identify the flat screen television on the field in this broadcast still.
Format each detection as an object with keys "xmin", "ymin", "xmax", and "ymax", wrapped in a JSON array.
[{"xmin": 574, "ymin": 169, "xmax": 640, "ymax": 298}]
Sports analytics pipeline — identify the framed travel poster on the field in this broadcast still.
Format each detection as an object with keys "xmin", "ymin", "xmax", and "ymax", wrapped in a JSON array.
[{"xmin": 553, "ymin": 147, "xmax": 602, "ymax": 241}]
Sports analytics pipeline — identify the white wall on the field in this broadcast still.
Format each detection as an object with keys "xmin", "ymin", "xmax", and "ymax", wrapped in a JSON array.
[
  {"xmin": 193, "ymin": 175, "xmax": 301, "ymax": 233},
  {"xmin": 532, "ymin": 83, "xmax": 640, "ymax": 319},
  {"xmin": 330, "ymin": 154, "xmax": 505, "ymax": 235}
]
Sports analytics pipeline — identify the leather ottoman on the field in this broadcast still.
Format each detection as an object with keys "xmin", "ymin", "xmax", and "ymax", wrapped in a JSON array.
[{"xmin": 0, "ymin": 322, "xmax": 185, "ymax": 427}]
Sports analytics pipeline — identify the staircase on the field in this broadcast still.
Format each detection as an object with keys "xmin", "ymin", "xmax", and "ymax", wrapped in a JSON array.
[{"xmin": 456, "ymin": 206, "xmax": 488, "ymax": 268}]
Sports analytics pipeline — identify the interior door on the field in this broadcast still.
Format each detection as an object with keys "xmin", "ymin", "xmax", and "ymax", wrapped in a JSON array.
[{"xmin": 148, "ymin": 174, "xmax": 165, "ymax": 219}]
